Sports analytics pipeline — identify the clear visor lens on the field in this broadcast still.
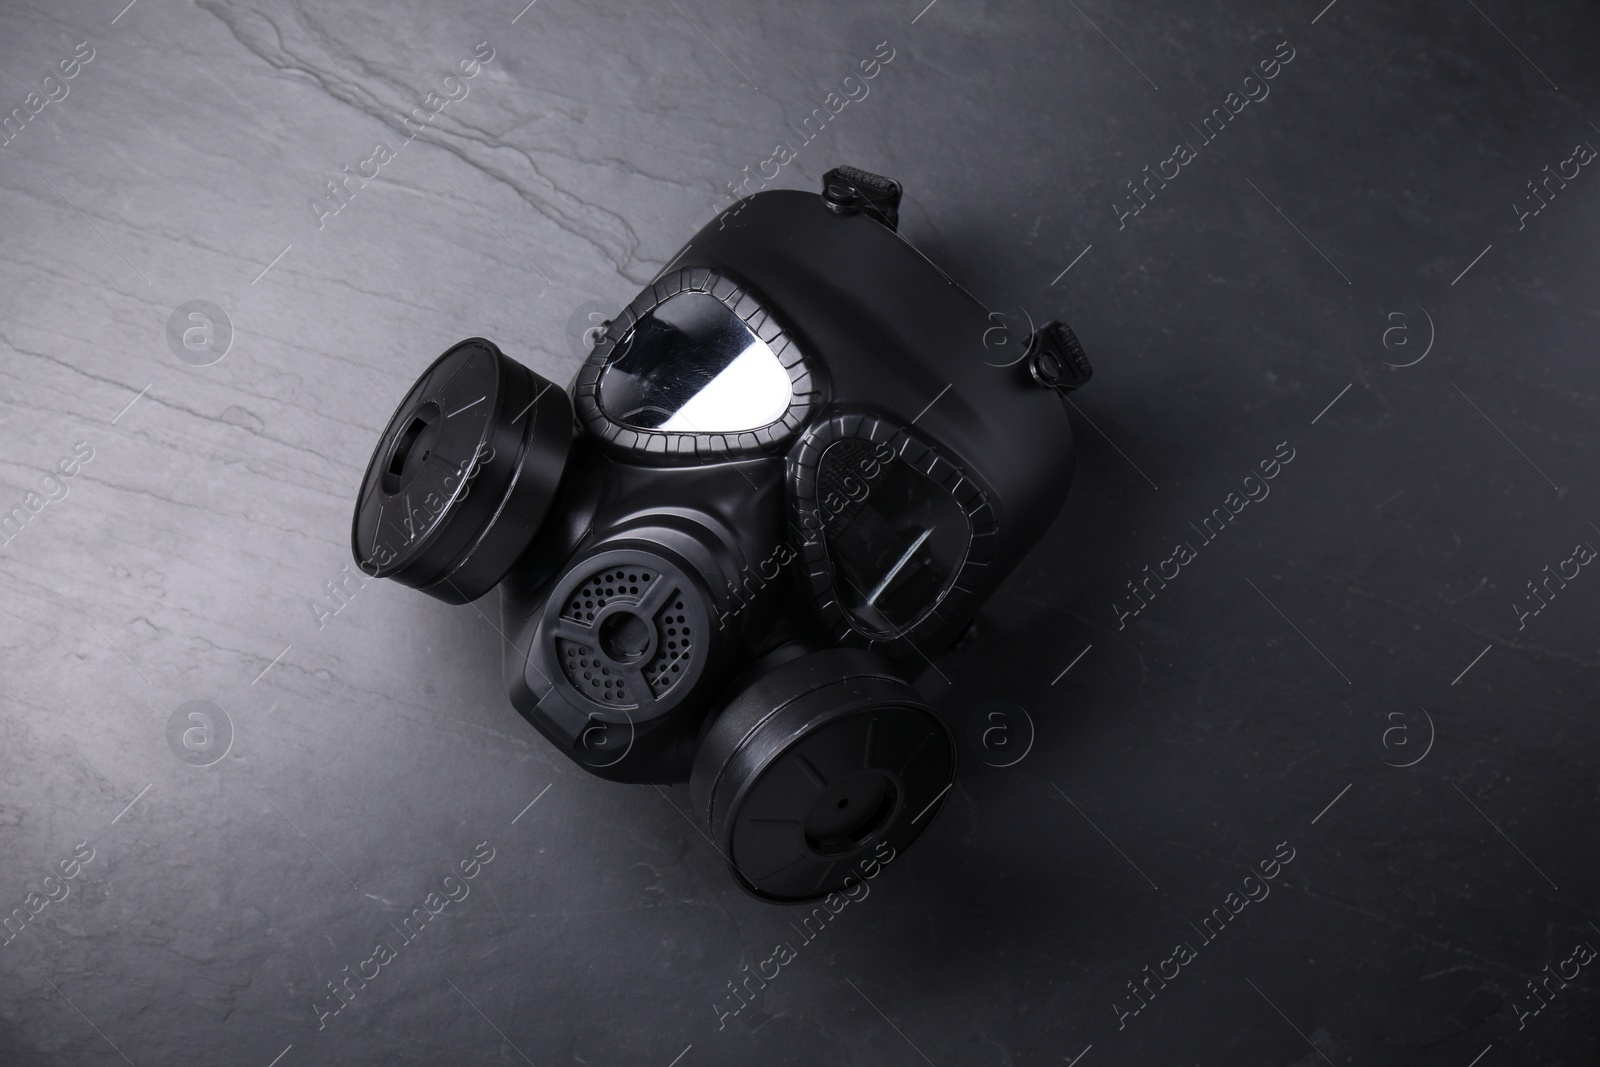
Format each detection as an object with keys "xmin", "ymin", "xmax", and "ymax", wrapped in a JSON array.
[
  {"xmin": 812, "ymin": 438, "xmax": 971, "ymax": 635},
  {"xmin": 599, "ymin": 292, "xmax": 793, "ymax": 433}
]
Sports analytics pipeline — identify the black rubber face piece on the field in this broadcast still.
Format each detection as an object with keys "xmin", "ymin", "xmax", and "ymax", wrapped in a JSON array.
[
  {"xmin": 351, "ymin": 337, "xmax": 573, "ymax": 604},
  {"xmin": 692, "ymin": 648, "xmax": 956, "ymax": 903}
]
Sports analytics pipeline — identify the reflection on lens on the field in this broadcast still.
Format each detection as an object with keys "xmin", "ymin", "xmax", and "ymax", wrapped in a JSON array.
[{"xmin": 598, "ymin": 292, "xmax": 793, "ymax": 433}]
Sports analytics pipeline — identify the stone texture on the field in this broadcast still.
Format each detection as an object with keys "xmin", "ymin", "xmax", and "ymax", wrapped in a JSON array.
[{"xmin": 0, "ymin": 0, "xmax": 1597, "ymax": 1064}]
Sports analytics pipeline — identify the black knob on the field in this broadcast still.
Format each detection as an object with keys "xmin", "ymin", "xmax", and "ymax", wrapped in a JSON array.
[
  {"xmin": 1026, "ymin": 320, "xmax": 1092, "ymax": 393},
  {"xmin": 821, "ymin": 165, "xmax": 902, "ymax": 230}
]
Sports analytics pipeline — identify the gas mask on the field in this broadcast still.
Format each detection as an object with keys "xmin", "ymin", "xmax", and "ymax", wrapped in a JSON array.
[{"xmin": 351, "ymin": 166, "xmax": 1090, "ymax": 902}]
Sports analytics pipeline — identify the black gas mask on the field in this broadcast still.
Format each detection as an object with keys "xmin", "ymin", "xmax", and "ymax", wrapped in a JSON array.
[{"xmin": 351, "ymin": 167, "xmax": 1090, "ymax": 902}]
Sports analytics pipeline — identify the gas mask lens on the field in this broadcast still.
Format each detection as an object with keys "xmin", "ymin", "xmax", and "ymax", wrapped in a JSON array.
[
  {"xmin": 791, "ymin": 411, "xmax": 995, "ymax": 650},
  {"xmin": 599, "ymin": 291, "xmax": 793, "ymax": 433},
  {"xmin": 573, "ymin": 268, "xmax": 818, "ymax": 459},
  {"xmin": 815, "ymin": 438, "xmax": 972, "ymax": 636}
]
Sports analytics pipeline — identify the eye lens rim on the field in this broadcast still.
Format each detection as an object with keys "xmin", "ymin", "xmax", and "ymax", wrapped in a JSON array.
[
  {"xmin": 787, "ymin": 409, "xmax": 997, "ymax": 656},
  {"xmin": 572, "ymin": 266, "xmax": 820, "ymax": 460}
]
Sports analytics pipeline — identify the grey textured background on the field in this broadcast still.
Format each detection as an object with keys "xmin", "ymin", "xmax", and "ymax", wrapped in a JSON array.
[{"xmin": 2, "ymin": 0, "xmax": 1597, "ymax": 1064}]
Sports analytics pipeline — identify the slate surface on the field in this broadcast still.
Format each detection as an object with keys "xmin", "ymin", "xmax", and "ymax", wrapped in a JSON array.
[{"xmin": 1, "ymin": 0, "xmax": 1596, "ymax": 1064}]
